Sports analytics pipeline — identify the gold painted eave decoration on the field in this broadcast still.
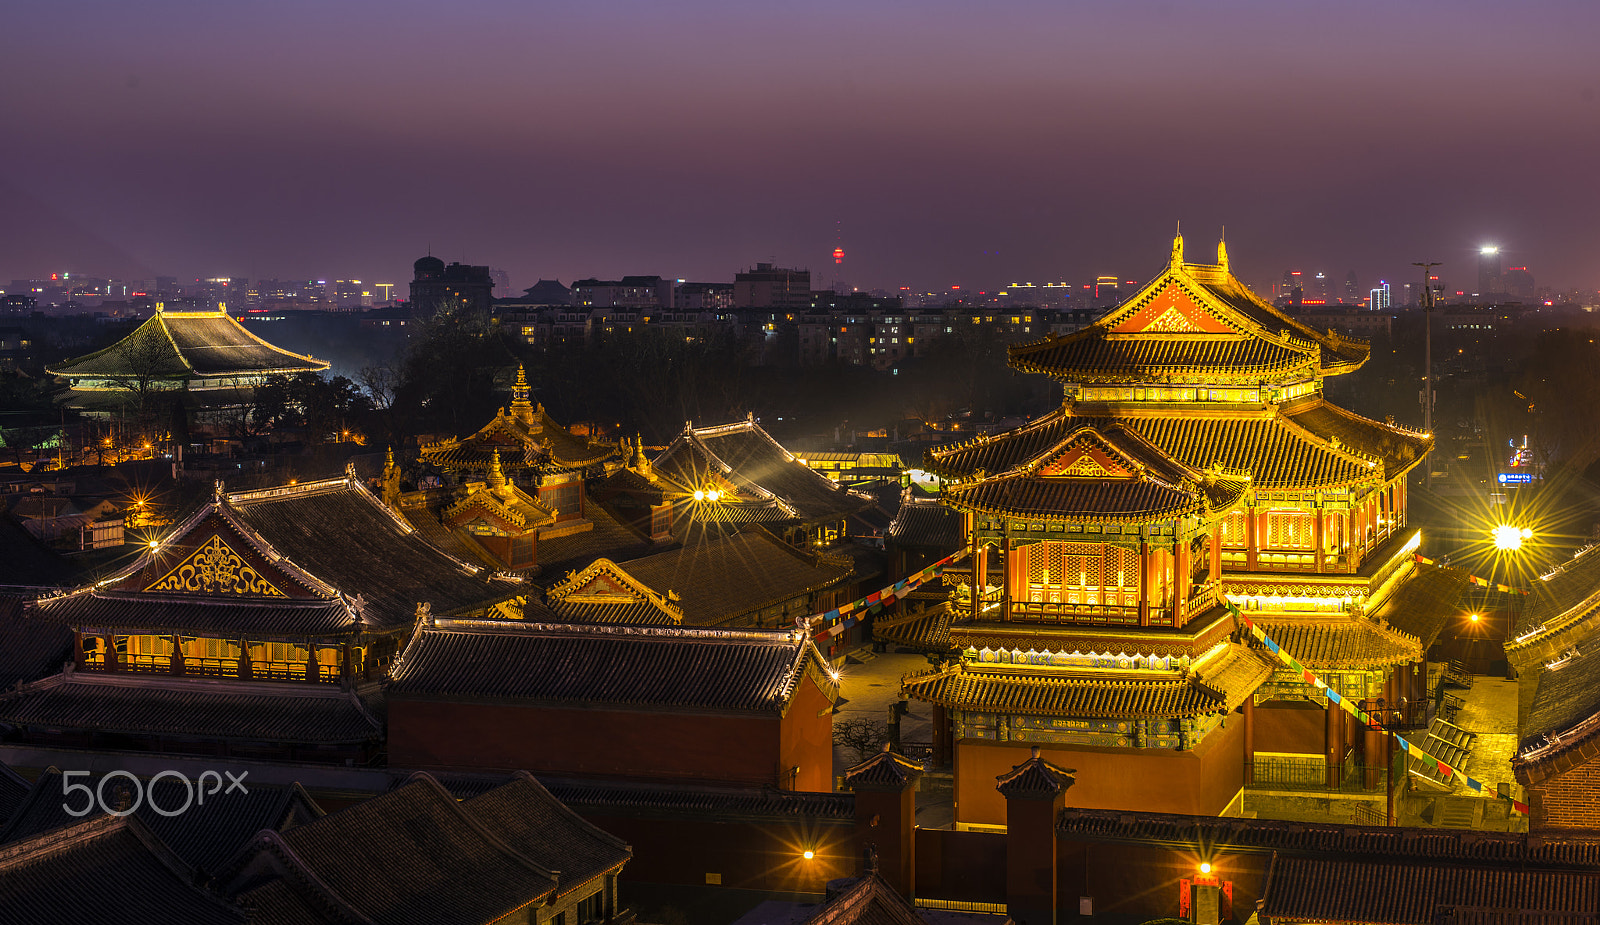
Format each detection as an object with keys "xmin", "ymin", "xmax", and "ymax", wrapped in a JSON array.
[{"xmin": 145, "ymin": 534, "xmax": 287, "ymax": 597}]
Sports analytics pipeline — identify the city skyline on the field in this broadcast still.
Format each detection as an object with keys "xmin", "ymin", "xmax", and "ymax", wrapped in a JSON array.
[{"xmin": 3, "ymin": 0, "xmax": 1598, "ymax": 292}]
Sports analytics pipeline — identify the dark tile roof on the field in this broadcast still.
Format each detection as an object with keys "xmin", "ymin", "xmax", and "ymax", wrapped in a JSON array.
[
  {"xmin": 550, "ymin": 598, "xmax": 680, "ymax": 625},
  {"xmin": 0, "ymin": 815, "xmax": 247, "ymax": 924},
  {"xmin": 801, "ymin": 871, "xmax": 925, "ymax": 925},
  {"xmin": 389, "ymin": 620, "xmax": 834, "ymax": 715},
  {"xmin": 927, "ymin": 405, "xmax": 1388, "ymax": 492},
  {"xmin": 902, "ymin": 644, "xmax": 1272, "ymax": 719},
  {"xmin": 1252, "ymin": 617, "xmax": 1421, "ymax": 669},
  {"xmin": 48, "ymin": 309, "xmax": 326, "ymax": 379},
  {"xmin": 1283, "ymin": 397, "xmax": 1432, "ymax": 481},
  {"xmin": 884, "ymin": 501, "xmax": 963, "ymax": 551},
  {"xmin": 1518, "ymin": 624, "xmax": 1600, "ymax": 773},
  {"xmin": 841, "ymin": 745, "xmax": 924, "ymax": 792},
  {"xmin": 0, "ymin": 672, "xmax": 383, "ymax": 745},
  {"xmin": 995, "ymin": 748, "xmax": 1075, "ymax": 799},
  {"xmin": 1370, "ymin": 561, "xmax": 1470, "ymax": 650},
  {"xmin": 227, "ymin": 477, "xmax": 523, "ymax": 629},
  {"xmin": 534, "ymin": 502, "xmax": 659, "ymax": 578},
  {"xmin": 234, "ymin": 775, "xmax": 557, "ymax": 925},
  {"xmin": 462, "ymin": 772, "xmax": 630, "ymax": 895},
  {"xmin": 546, "ymin": 557, "xmax": 684, "ymax": 625},
  {"xmin": 0, "ymin": 595, "xmax": 73, "ymax": 688},
  {"xmin": 1056, "ymin": 806, "xmax": 1600, "ymax": 866},
  {"xmin": 943, "ymin": 469, "xmax": 1215, "ymax": 524},
  {"xmin": 0, "ymin": 758, "xmax": 28, "ymax": 827},
  {"xmin": 0, "ymin": 769, "xmax": 321, "ymax": 879},
  {"xmin": 872, "ymin": 604, "xmax": 955, "ymax": 653},
  {"xmin": 653, "ymin": 420, "xmax": 870, "ymax": 524},
  {"xmin": 536, "ymin": 775, "xmax": 854, "ymax": 822},
  {"xmin": 0, "ymin": 515, "xmax": 78, "ymax": 588},
  {"xmin": 31, "ymin": 591, "xmax": 357, "ymax": 637},
  {"xmin": 1262, "ymin": 855, "xmax": 1600, "ymax": 925},
  {"xmin": 608, "ymin": 526, "xmax": 851, "ymax": 625},
  {"xmin": 1510, "ymin": 544, "xmax": 1600, "ymax": 656}
]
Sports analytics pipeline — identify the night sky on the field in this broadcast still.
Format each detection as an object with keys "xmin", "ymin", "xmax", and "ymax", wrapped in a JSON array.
[{"xmin": 4, "ymin": 0, "xmax": 1598, "ymax": 294}]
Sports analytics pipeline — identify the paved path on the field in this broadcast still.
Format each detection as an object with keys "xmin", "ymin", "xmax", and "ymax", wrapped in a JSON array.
[{"xmin": 830, "ymin": 648, "xmax": 932, "ymax": 778}]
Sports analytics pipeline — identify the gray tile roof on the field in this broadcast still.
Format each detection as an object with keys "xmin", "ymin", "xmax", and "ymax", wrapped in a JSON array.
[
  {"xmin": 0, "ymin": 815, "xmax": 248, "ymax": 924},
  {"xmin": 462, "ymin": 772, "xmax": 630, "ymax": 895},
  {"xmin": 1262, "ymin": 855, "xmax": 1600, "ymax": 924},
  {"xmin": 389, "ymin": 620, "xmax": 831, "ymax": 715},
  {"xmin": 653, "ymin": 420, "xmax": 871, "ymax": 524},
  {"xmin": 31, "ymin": 591, "xmax": 357, "ymax": 638},
  {"xmin": 0, "ymin": 595, "xmax": 73, "ymax": 689},
  {"xmin": 0, "ymin": 672, "xmax": 383, "ymax": 745}
]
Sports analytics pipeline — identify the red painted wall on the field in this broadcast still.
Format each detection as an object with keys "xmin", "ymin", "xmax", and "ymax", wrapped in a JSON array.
[
  {"xmin": 954, "ymin": 720, "xmax": 1244, "ymax": 825},
  {"xmin": 1254, "ymin": 700, "xmax": 1325, "ymax": 755},
  {"xmin": 389, "ymin": 698, "xmax": 786, "ymax": 787},
  {"xmin": 779, "ymin": 677, "xmax": 835, "ymax": 793}
]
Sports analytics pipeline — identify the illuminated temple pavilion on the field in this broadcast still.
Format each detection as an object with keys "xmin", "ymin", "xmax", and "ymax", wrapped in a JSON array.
[
  {"xmin": 898, "ymin": 233, "xmax": 1464, "ymax": 825},
  {"xmin": 47, "ymin": 306, "xmax": 327, "ymax": 413}
]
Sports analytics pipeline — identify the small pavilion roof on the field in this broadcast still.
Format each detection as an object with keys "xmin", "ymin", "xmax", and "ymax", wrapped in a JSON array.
[
  {"xmin": 651, "ymin": 417, "xmax": 871, "ymax": 525},
  {"xmin": 47, "ymin": 309, "xmax": 326, "ymax": 380},
  {"xmin": 419, "ymin": 367, "xmax": 617, "ymax": 474},
  {"xmin": 902, "ymin": 642, "xmax": 1272, "ymax": 720}
]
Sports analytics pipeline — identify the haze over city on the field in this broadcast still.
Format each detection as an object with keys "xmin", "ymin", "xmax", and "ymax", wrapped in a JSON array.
[{"xmin": 5, "ymin": 0, "xmax": 1600, "ymax": 293}]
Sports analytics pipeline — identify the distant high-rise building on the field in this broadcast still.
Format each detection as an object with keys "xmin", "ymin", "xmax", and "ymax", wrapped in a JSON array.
[
  {"xmin": 1094, "ymin": 276, "xmax": 1120, "ymax": 302},
  {"xmin": 489, "ymin": 268, "xmax": 511, "ymax": 296},
  {"xmin": 1368, "ymin": 281, "xmax": 1390, "ymax": 311},
  {"xmin": 1343, "ymin": 271, "xmax": 1360, "ymax": 304},
  {"xmin": 1503, "ymin": 266, "xmax": 1536, "ymax": 302},
  {"xmin": 410, "ymin": 257, "xmax": 494, "ymax": 315},
  {"xmin": 734, "ymin": 263, "xmax": 810, "ymax": 309},
  {"xmin": 1478, "ymin": 246, "xmax": 1503, "ymax": 297},
  {"xmin": 1311, "ymin": 271, "xmax": 1330, "ymax": 302},
  {"xmin": 1280, "ymin": 269, "xmax": 1303, "ymax": 305}
]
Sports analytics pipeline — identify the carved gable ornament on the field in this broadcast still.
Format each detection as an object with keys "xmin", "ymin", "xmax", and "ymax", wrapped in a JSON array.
[
  {"xmin": 1110, "ymin": 281, "xmax": 1233, "ymax": 335},
  {"xmin": 1039, "ymin": 435, "xmax": 1135, "ymax": 479},
  {"xmin": 145, "ymin": 534, "xmax": 287, "ymax": 597}
]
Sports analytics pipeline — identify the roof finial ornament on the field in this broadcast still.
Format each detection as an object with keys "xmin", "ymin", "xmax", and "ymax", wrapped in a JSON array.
[
  {"xmin": 1217, "ymin": 226, "xmax": 1228, "ymax": 270},
  {"xmin": 1171, "ymin": 222, "xmax": 1184, "ymax": 265},
  {"xmin": 213, "ymin": 479, "xmax": 225, "ymax": 504},
  {"xmin": 488, "ymin": 449, "xmax": 507, "ymax": 490},
  {"xmin": 508, "ymin": 363, "xmax": 534, "ymax": 426}
]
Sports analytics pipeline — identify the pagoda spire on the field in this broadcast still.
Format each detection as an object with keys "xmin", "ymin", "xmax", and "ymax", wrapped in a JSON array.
[
  {"xmin": 509, "ymin": 364, "xmax": 535, "ymax": 426},
  {"xmin": 1170, "ymin": 222, "xmax": 1184, "ymax": 265},
  {"xmin": 488, "ymin": 449, "xmax": 507, "ymax": 490},
  {"xmin": 1217, "ymin": 227, "xmax": 1229, "ymax": 271}
]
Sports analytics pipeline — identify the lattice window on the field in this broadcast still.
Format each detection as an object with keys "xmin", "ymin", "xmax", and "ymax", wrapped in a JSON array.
[
  {"xmin": 1221, "ymin": 511, "xmax": 1247, "ymax": 547},
  {"xmin": 1264, "ymin": 511, "xmax": 1313, "ymax": 549}
]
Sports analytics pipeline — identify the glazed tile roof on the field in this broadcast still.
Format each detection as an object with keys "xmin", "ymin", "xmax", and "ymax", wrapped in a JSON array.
[
  {"xmin": 0, "ymin": 673, "xmax": 383, "ymax": 745},
  {"xmin": 31, "ymin": 591, "xmax": 357, "ymax": 637},
  {"xmin": 1252, "ymin": 617, "xmax": 1422, "ymax": 669},
  {"xmin": 1283, "ymin": 397, "xmax": 1432, "ymax": 481},
  {"xmin": 873, "ymin": 603, "xmax": 955, "ymax": 653},
  {"xmin": 598, "ymin": 527, "xmax": 851, "ymax": 626},
  {"xmin": 48, "ymin": 310, "xmax": 326, "ymax": 380},
  {"xmin": 884, "ymin": 500, "xmax": 964, "ymax": 551},
  {"xmin": 1517, "ymin": 623, "xmax": 1600, "ymax": 775},
  {"xmin": 928, "ymin": 406, "xmax": 1386, "ymax": 491},
  {"xmin": 652, "ymin": 419, "xmax": 871, "ymax": 524},
  {"xmin": 901, "ymin": 643, "xmax": 1272, "ymax": 719},
  {"xmin": 389, "ymin": 620, "xmax": 833, "ymax": 715},
  {"xmin": 1510, "ymin": 545, "xmax": 1600, "ymax": 658},
  {"xmin": 995, "ymin": 748, "xmax": 1075, "ymax": 798},
  {"xmin": 462, "ymin": 772, "xmax": 631, "ymax": 895},
  {"xmin": 236, "ymin": 775, "xmax": 558, "ymax": 925},
  {"xmin": 941, "ymin": 469, "xmax": 1229, "ymax": 523},
  {"xmin": 800, "ymin": 871, "xmax": 926, "ymax": 925},
  {"xmin": 227, "ymin": 477, "xmax": 522, "ymax": 629},
  {"xmin": 0, "ymin": 815, "xmax": 248, "ymax": 925},
  {"xmin": 1368, "ymin": 562, "xmax": 1470, "ymax": 650},
  {"xmin": 0, "ymin": 596, "xmax": 73, "ymax": 688},
  {"xmin": 546, "ymin": 557, "xmax": 684, "ymax": 625},
  {"xmin": 1010, "ymin": 332, "xmax": 1317, "ymax": 384},
  {"xmin": 420, "ymin": 392, "xmax": 618, "ymax": 474},
  {"xmin": 1056, "ymin": 806, "xmax": 1600, "ymax": 865},
  {"xmin": 841, "ymin": 745, "xmax": 925, "ymax": 792},
  {"xmin": 1262, "ymin": 855, "xmax": 1600, "ymax": 925},
  {"xmin": 549, "ymin": 598, "xmax": 680, "ymax": 625},
  {"xmin": 0, "ymin": 769, "xmax": 321, "ymax": 879}
]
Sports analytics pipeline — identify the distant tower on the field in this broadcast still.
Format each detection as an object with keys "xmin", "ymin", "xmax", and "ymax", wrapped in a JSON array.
[
  {"xmin": 409, "ymin": 255, "xmax": 493, "ymax": 315},
  {"xmin": 833, "ymin": 246, "xmax": 845, "ymax": 266},
  {"xmin": 1478, "ymin": 246, "xmax": 1503, "ymax": 297}
]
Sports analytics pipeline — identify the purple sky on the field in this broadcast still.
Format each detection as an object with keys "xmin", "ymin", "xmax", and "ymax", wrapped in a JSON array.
[{"xmin": 4, "ymin": 0, "xmax": 1598, "ymax": 295}]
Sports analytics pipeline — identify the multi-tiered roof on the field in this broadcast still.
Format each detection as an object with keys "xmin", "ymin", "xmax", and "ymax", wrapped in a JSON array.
[{"xmin": 420, "ymin": 365, "xmax": 617, "ymax": 477}]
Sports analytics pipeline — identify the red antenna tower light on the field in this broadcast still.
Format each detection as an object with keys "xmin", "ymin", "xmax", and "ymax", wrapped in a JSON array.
[{"xmin": 832, "ymin": 247, "xmax": 845, "ymax": 265}]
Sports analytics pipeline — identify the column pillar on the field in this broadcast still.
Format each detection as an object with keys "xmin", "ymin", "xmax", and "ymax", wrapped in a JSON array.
[
  {"xmin": 1312, "ymin": 505, "xmax": 1325, "ymax": 574},
  {"xmin": 1001, "ymin": 528, "xmax": 1012, "ymax": 622},
  {"xmin": 1245, "ymin": 503, "xmax": 1259, "ymax": 571},
  {"xmin": 1242, "ymin": 695, "xmax": 1256, "ymax": 786},
  {"xmin": 1172, "ymin": 535, "xmax": 1190, "ymax": 626},
  {"xmin": 998, "ymin": 748, "xmax": 1074, "ymax": 925},
  {"xmin": 1361, "ymin": 698, "xmax": 1385, "ymax": 790},
  {"xmin": 72, "ymin": 630, "xmax": 86, "ymax": 671},
  {"xmin": 843, "ymin": 744, "xmax": 923, "ymax": 898},
  {"xmin": 1325, "ymin": 697, "xmax": 1343, "ymax": 789},
  {"xmin": 1209, "ymin": 522, "xmax": 1222, "ymax": 582},
  {"xmin": 1138, "ymin": 539, "xmax": 1152, "ymax": 626},
  {"xmin": 169, "ymin": 634, "xmax": 184, "ymax": 676},
  {"xmin": 104, "ymin": 635, "xmax": 119, "ymax": 672},
  {"xmin": 238, "ymin": 641, "xmax": 253, "ymax": 680}
]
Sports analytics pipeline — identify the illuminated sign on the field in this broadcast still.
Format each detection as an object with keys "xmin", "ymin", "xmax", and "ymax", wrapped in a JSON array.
[{"xmin": 1498, "ymin": 472, "xmax": 1535, "ymax": 484}]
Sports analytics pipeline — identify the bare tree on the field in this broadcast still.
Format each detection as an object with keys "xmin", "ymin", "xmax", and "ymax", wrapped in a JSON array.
[{"xmin": 833, "ymin": 717, "xmax": 889, "ymax": 765}]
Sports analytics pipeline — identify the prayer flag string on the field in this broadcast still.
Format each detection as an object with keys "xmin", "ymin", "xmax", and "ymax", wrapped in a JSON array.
[{"xmin": 809, "ymin": 549, "xmax": 968, "ymax": 641}]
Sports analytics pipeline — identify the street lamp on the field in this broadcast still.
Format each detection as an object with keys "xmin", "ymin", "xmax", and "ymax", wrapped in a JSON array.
[{"xmin": 1492, "ymin": 525, "xmax": 1532, "ymax": 551}]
